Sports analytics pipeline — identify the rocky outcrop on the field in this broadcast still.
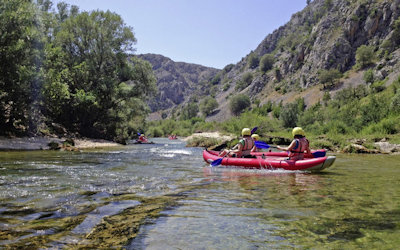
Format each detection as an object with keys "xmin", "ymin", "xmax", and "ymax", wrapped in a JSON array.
[
  {"xmin": 374, "ymin": 141, "xmax": 400, "ymax": 154},
  {"xmin": 204, "ymin": 0, "xmax": 400, "ymax": 121},
  {"xmin": 138, "ymin": 54, "xmax": 220, "ymax": 112},
  {"xmin": 143, "ymin": 0, "xmax": 400, "ymax": 123}
]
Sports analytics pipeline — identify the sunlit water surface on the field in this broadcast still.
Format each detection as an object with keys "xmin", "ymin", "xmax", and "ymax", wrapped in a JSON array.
[{"xmin": 0, "ymin": 138, "xmax": 399, "ymax": 249}]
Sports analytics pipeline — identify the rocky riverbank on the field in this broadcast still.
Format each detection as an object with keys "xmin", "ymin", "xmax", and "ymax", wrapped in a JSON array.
[{"xmin": 0, "ymin": 136, "xmax": 121, "ymax": 151}]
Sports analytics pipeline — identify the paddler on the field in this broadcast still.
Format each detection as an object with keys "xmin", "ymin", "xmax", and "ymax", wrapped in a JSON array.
[
  {"xmin": 251, "ymin": 134, "xmax": 260, "ymax": 152},
  {"xmin": 138, "ymin": 133, "xmax": 148, "ymax": 143},
  {"xmin": 277, "ymin": 127, "xmax": 310, "ymax": 160},
  {"xmin": 219, "ymin": 128, "xmax": 255, "ymax": 158}
]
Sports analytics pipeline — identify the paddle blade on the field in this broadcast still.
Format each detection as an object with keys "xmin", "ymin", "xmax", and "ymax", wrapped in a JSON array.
[
  {"xmin": 211, "ymin": 158, "xmax": 223, "ymax": 167},
  {"xmin": 312, "ymin": 151, "xmax": 326, "ymax": 158},
  {"xmin": 251, "ymin": 126, "xmax": 258, "ymax": 134},
  {"xmin": 254, "ymin": 141, "xmax": 270, "ymax": 149}
]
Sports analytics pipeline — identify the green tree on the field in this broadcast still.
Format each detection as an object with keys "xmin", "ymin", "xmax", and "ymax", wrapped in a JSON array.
[
  {"xmin": 360, "ymin": 95, "xmax": 387, "ymax": 125},
  {"xmin": 44, "ymin": 9, "xmax": 156, "ymax": 140},
  {"xmin": 296, "ymin": 97, "xmax": 306, "ymax": 113},
  {"xmin": 200, "ymin": 97, "xmax": 218, "ymax": 117},
  {"xmin": 181, "ymin": 102, "xmax": 199, "ymax": 120},
  {"xmin": 363, "ymin": 69, "xmax": 374, "ymax": 84},
  {"xmin": 355, "ymin": 45, "xmax": 375, "ymax": 69},
  {"xmin": 280, "ymin": 103, "xmax": 298, "ymax": 128},
  {"xmin": 260, "ymin": 54, "xmax": 275, "ymax": 73},
  {"xmin": 247, "ymin": 52, "xmax": 259, "ymax": 69},
  {"xmin": 318, "ymin": 68, "xmax": 342, "ymax": 89},
  {"xmin": 230, "ymin": 94, "xmax": 251, "ymax": 116},
  {"xmin": 0, "ymin": 0, "xmax": 44, "ymax": 135}
]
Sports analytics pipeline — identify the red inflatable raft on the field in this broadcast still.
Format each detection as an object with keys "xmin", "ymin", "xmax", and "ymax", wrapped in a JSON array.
[{"xmin": 203, "ymin": 150, "xmax": 336, "ymax": 172}]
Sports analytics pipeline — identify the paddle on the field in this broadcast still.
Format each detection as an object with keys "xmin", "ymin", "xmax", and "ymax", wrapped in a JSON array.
[
  {"xmin": 210, "ymin": 156, "xmax": 225, "ymax": 167},
  {"xmin": 254, "ymin": 141, "xmax": 276, "ymax": 149},
  {"xmin": 254, "ymin": 141, "xmax": 326, "ymax": 158},
  {"xmin": 251, "ymin": 126, "xmax": 258, "ymax": 134}
]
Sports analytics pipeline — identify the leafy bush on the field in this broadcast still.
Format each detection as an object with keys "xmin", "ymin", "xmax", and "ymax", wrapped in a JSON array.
[
  {"xmin": 260, "ymin": 54, "xmax": 275, "ymax": 73},
  {"xmin": 355, "ymin": 45, "xmax": 375, "ymax": 69},
  {"xmin": 148, "ymin": 127, "xmax": 163, "ymax": 137},
  {"xmin": 359, "ymin": 95, "xmax": 388, "ymax": 125},
  {"xmin": 318, "ymin": 68, "xmax": 342, "ymax": 89},
  {"xmin": 390, "ymin": 89, "xmax": 400, "ymax": 114},
  {"xmin": 229, "ymin": 94, "xmax": 251, "ymax": 116},
  {"xmin": 370, "ymin": 80, "xmax": 386, "ymax": 93},
  {"xmin": 186, "ymin": 136, "xmax": 221, "ymax": 148},
  {"xmin": 247, "ymin": 52, "xmax": 259, "ymax": 69},
  {"xmin": 223, "ymin": 83, "xmax": 230, "ymax": 91},
  {"xmin": 200, "ymin": 97, "xmax": 218, "ymax": 117},
  {"xmin": 235, "ymin": 72, "xmax": 253, "ymax": 91},
  {"xmin": 210, "ymin": 74, "xmax": 221, "ymax": 85},
  {"xmin": 324, "ymin": 120, "xmax": 353, "ymax": 135},
  {"xmin": 362, "ymin": 116, "xmax": 400, "ymax": 135},
  {"xmin": 279, "ymin": 103, "xmax": 298, "ymax": 128},
  {"xmin": 363, "ymin": 69, "xmax": 374, "ymax": 84},
  {"xmin": 180, "ymin": 102, "xmax": 199, "ymax": 120}
]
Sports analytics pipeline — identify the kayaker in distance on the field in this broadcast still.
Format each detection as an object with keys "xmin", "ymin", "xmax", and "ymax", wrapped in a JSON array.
[
  {"xmin": 277, "ymin": 127, "xmax": 310, "ymax": 160},
  {"xmin": 251, "ymin": 134, "xmax": 260, "ymax": 152},
  {"xmin": 219, "ymin": 128, "xmax": 255, "ymax": 158},
  {"xmin": 168, "ymin": 134, "xmax": 177, "ymax": 140},
  {"xmin": 138, "ymin": 133, "xmax": 148, "ymax": 143}
]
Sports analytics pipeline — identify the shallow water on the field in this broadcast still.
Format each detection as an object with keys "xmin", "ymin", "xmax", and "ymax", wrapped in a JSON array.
[{"xmin": 0, "ymin": 138, "xmax": 399, "ymax": 249}]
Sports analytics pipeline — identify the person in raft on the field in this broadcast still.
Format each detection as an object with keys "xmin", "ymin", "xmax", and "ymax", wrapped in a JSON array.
[
  {"xmin": 138, "ymin": 133, "xmax": 148, "ymax": 143},
  {"xmin": 277, "ymin": 127, "xmax": 310, "ymax": 160},
  {"xmin": 251, "ymin": 134, "xmax": 260, "ymax": 152},
  {"xmin": 219, "ymin": 128, "xmax": 255, "ymax": 158}
]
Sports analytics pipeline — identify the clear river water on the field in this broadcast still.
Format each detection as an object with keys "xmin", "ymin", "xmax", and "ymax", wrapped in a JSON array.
[{"xmin": 0, "ymin": 138, "xmax": 399, "ymax": 249}]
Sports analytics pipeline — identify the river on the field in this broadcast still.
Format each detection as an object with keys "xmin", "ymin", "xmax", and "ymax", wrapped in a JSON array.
[{"xmin": 0, "ymin": 138, "xmax": 399, "ymax": 249}]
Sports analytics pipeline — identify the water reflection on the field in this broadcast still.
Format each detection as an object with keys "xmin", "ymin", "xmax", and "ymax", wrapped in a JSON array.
[{"xmin": 203, "ymin": 166, "xmax": 325, "ymax": 193}]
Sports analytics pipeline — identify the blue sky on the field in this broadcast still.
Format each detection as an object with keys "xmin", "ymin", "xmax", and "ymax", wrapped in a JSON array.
[{"xmin": 53, "ymin": 0, "xmax": 307, "ymax": 69}]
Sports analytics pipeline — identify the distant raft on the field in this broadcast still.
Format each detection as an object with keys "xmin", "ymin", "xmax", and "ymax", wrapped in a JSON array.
[{"xmin": 203, "ymin": 150, "xmax": 335, "ymax": 172}]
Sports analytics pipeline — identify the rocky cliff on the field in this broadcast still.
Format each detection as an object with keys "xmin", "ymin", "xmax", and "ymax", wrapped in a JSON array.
[
  {"xmin": 138, "ymin": 54, "xmax": 220, "ymax": 113},
  {"xmin": 143, "ymin": 0, "xmax": 400, "ymax": 121},
  {"xmin": 205, "ymin": 0, "xmax": 400, "ymax": 121}
]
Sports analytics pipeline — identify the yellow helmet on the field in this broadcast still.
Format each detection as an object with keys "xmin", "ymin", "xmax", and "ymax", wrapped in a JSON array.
[
  {"xmin": 241, "ymin": 128, "xmax": 251, "ymax": 136},
  {"xmin": 292, "ymin": 127, "xmax": 305, "ymax": 137},
  {"xmin": 251, "ymin": 134, "xmax": 260, "ymax": 140}
]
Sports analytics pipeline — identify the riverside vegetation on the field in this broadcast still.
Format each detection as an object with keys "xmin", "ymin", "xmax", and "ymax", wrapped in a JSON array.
[
  {"xmin": 147, "ymin": 74, "xmax": 400, "ymax": 153},
  {"xmin": 0, "ymin": 0, "xmax": 156, "ymax": 143}
]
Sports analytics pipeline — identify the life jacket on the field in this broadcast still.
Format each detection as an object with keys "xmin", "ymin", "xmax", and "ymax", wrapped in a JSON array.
[
  {"xmin": 289, "ymin": 137, "xmax": 309, "ymax": 160},
  {"xmin": 239, "ymin": 136, "xmax": 255, "ymax": 157}
]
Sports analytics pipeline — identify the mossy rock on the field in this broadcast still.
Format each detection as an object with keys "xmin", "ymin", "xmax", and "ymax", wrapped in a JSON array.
[{"xmin": 48, "ymin": 141, "xmax": 61, "ymax": 150}]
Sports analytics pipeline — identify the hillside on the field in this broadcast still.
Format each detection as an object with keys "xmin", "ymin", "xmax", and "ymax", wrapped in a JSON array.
[
  {"xmin": 138, "ymin": 54, "xmax": 220, "ymax": 118},
  {"xmin": 143, "ymin": 0, "xmax": 400, "ymax": 122},
  {"xmin": 207, "ymin": 0, "xmax": 400, "ymax": 121}
]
